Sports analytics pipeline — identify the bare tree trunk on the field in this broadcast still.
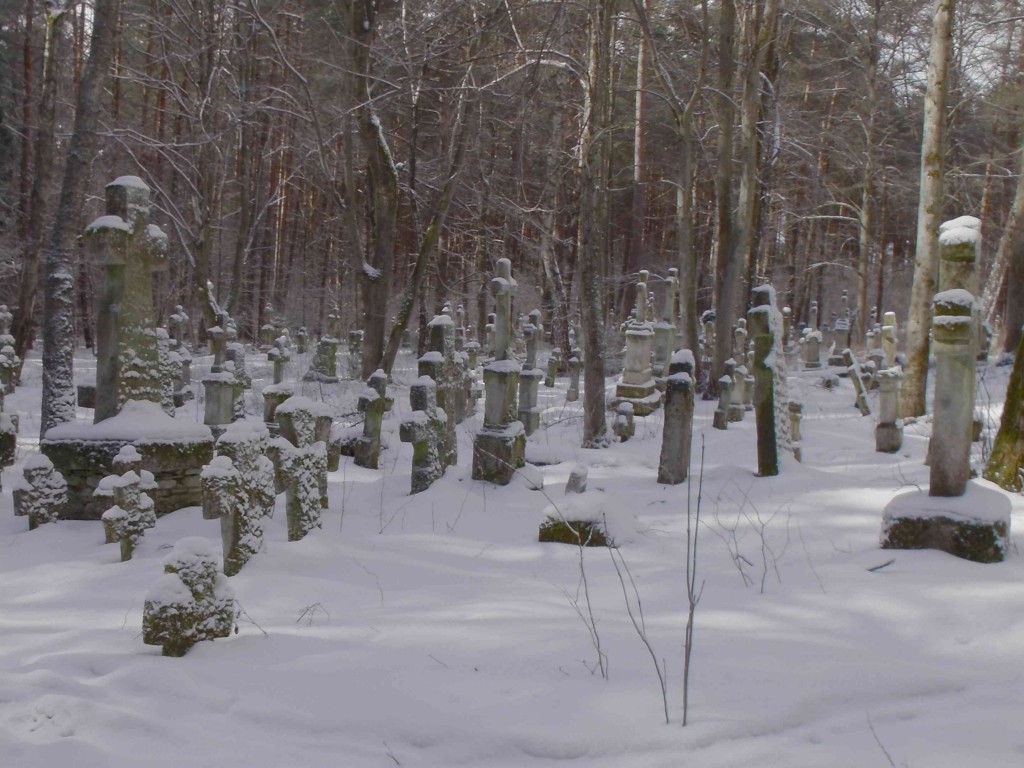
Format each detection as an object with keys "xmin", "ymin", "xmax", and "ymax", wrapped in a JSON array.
[
  {"xmin": 41, "ymin": 0, "xmax": 119, "ymax": 436},
  {"xmin": 901, "ymin": 0, "xmax": 953, "ymax": 418},
  {"xmin": 991, "ymin": 141, "xmax": 1024, "ymax": 354}
]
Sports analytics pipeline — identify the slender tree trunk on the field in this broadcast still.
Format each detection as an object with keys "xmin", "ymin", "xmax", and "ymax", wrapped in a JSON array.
[
  {"xmin": 41, "ymin": 0, "xmax": 119, "ymax": 436},
  {"xmin": 901, "ymin": 0, "xmax": 953, "ymax": 418}
]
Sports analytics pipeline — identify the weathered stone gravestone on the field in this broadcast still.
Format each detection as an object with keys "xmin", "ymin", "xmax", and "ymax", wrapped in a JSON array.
[
  {"xmin": 473, "ymin": 258, "xmax": 526, "ymax": 485},
  {"xmin": 748, "ymin": 287, "xmax": 780, "ymax": 476},
  {"xmin": 788, "ymin": 401, "xmax": 803, "ymax": 463},
  {"xmin": 168, "ymin": 305, "xmax": 190, "ymax": 351},
  {"xmin": 13, "ymin": 454, "xmax": 68, "ymax": 530},
  {"xmin": 419, "ymin": 313, "xmax": 463, "ymax": 468},
  {"xmin": 100, "ymin": 469, "xmax": 156, "ymax": 561},
  {"xmin": 883, "ymin": 217, "xmax": 1010, "ymax": 563},
  {"xmin": 202, "ymin": 422, "xmax": 275, "ymax": 576},
  {"xmin": 86, "ymin": 176, "xmax": 169, "ymax": 423},
  {"xmin": 347, "ymin": 330, "xmax": 364, "ymax": 378},
  {"xmin": 304, "ymin": 313, "xmax": 341, "ymax": 383},
  {"xmin": 613, "ymin": 270, "xmax": 661, "ymax": 415},
  {"xmin": 544, "ymin": 348, "xmax": 562, "ymax": 388},
  {"xmin": 712, "ymin": 375, "xmax": 732, "ymax": 430},
  {"xmin": 725, "ymin": 359, "xmax": 745, "ymax": 422},
  {"xmin": 652, "ymin": 269, "xmax": 679, "ymax": 387},
  {"xmin": 143, "ymin": 537, "xmax": 235, "ymax": 657},
  {"xmin": 802, "ymin": 300, "xmax": 823, "ymax": 370},
  {"xmin": 828, "ymin": 290, "xmax": 852, "ymax": 365},
  {"xmin": 296, "ymin": 326, "xmax": 308, "ymax": 355},
  {"xmin": 354, "ymin": 369, "xmax": 388, "ymax": 469},
  {"xmin": 203, "ymin": 324, "xmax": 242, "ymax": 436},
  {"xmin": 538, "ymin": 464, "xmax": 610, "ymax": 547},
  {"xmin": 875, "ymin": 367, "xmax": 903, "ymax": 453},
  {"xmin": 400, "ymin": 377, "xmax": 450, "ymax": 494},
  {"xmin": 658, "ymin": 350, "xmax": 695, "ymax": 485},
  {"xmin": 842, "ymin": 349, "xmax": 872, "ymax": 416},
  {"xmin": 156, "ymin": 328, "xmax": 177, "ymax": 416},
  {"xmin": 612, "ymin": 402, "xmax": 635, "ymax": 442},
  {"xmin": 566, "ymin": 353, "xmax": 582, "ymax": 402},
  {"xmin": 0, "ymin": 305, "xmax": 20, "ymax": 394},
  {"xmin": 881, "ymin": 311, "xmax": 899, "ymax": 369},
  {"xmin": 271, "ymin": 396, "xmax": 331, "ymax": 541},
  {"xmin": 263, "ymin": 339, "xmax": 294, "ymax": 432},
  {"xmin": 518, "ymin": 322, "xmax": 544, "ymax": 435}
]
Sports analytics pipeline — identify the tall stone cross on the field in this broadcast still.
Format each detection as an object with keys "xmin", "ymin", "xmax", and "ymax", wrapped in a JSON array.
[
  {"xmin": 491, "ymin": 258, "xmax": 517, "ymax": 361},
  {"xmin": 635, "ymin": 270, "xmax": 650, "ymax": 323},
  {"xmin": 88, "ymin": 176, "xmax": 169, "ymax": 423}
]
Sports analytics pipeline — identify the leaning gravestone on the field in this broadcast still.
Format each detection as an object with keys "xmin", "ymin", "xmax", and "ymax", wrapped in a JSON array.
[
  {"xmin": 143, "ymin": 537, "xmax": 235, "ymax": 657},
  {"xmin": 87, "ymin": 176, "xmax": 169, "ymax": 423}
]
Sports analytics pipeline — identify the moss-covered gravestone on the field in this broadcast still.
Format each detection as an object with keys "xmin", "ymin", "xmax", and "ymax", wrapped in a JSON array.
[
  {"xmin": 347, "ymin": 329, "xmax": 363, "ymax": 378},
  {"xmin": 202, "ymin": 422, "xmax": 276, "ymax": 575},
  {"xmin": 538, "ymin": 465, "xmax": 610, "ymax": 547},
  {"xmin": 100, "ymin": 469, "xmax": 157, "ymax": 561},
  {"xmin": 143, "ymin": 537, "xmax": 235, "ymax": 657},
  {"xmin": 304, "ymin": 313, "xmax": 340, "ymax": 383},
  {"xmin": 517, "ymin": 322, "xmax": 543, "ymax": 435},
  {"xmin": 419, "ymin": 313, "xmax": 463, "ymax": 467},
  {"xmin": 271, "ymin": 396, "xmax": 331, "ymax": 541},
  {"xmin": 87, "ymin": 177, "xmax": 169, "ymax": 423},
  {"xmin": 354, "ymin": 370, "xmax": 388, "ymax": 470},
  {"xmin": 400, "ymin": 377, "xmax": 449, "ymax": 494},
  {"xmin": 545, "ymin": 348, "xmax": 562, "ymax": 388},
  {"xmin": 984, "ymin": 328, "xmax": 1024, "ymax": 492},
  {"xmin": 13, "ymin": 454, "xmax": 68, "ymax": 530}
]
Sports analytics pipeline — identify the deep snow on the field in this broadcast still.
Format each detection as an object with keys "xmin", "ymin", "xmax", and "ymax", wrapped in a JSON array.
[{"xmin": 1, "ymin": 347, "xmax": 1022, "ymax": 768}]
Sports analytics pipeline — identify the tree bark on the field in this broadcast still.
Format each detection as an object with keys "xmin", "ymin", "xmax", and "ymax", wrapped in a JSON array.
[
  {"xmin": 901, "ymin": 0, "xmax": 953, "ymax": 418},
  {"xmin": 41, "ymin": 0, "xmax": 119, "ymax": 436}
]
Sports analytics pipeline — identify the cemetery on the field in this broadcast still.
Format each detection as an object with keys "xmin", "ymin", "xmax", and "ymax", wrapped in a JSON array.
[{"xmin": 1, "ymin": 217, "xmax": 1021, "ymax": 765}]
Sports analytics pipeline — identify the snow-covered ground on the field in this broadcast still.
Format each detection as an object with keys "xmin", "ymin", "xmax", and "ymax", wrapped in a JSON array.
[{"xmin": 2, "ymin": 348, "xmax": 1022, "ymax": 767}]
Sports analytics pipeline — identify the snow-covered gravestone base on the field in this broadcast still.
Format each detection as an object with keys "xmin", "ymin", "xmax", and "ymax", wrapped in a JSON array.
[
  {"xmin": 271, "ymin": 396, "xmax": 331, "ymax": 541},
  {"xmin": 100, "ymin": 470, "xmax": 156, "ymax": 561},
  {"xmin": 13, "ymin": 454, "xmax": 68, "ymax": 530},
  {"xmin": 88, "ymin": 176, "xmax": 169, "ymax": 423},
  {"xmin": 41, "ymin": 400, "xmax": 214, "ymax": 519},
  {"xmin": 400, "ymin": 377, "xmax": 450, "ymax": 494},
  {"xmin": 473, "ymin": 258, "xmax": 526, "ymax": 485},
  {"xmin": 202, "ymin": 422, "xmax": 275, "ymax": 576},
  {"xmin": 143, "ymin": 537, "xmax": 235, "ymax": 657},
  {"xmin": 613, "ymin": 270, "xmax": 661, "ymax": 416},
  {"xmin": 658, "ymin": 351, "xmax": 695, "ymax": 485},
  {"xmin": 881, "ymin": 480, "xmax": 1010, "ymax": 564},
  {"xmin": 539, "ymin": 465, "xmax": 623, "ymax": 547}
]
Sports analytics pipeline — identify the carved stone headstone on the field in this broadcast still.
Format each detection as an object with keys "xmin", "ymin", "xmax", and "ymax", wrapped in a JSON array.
[
  {"xmin": 271, "ymin": 396, "xmax": 331, "ymax": 540},
  {"xmin": 658, "ymin": 351, "xmax": 695, "ymax": 485},
  {"xmin": 354, "ymin": 369, "xmax": 388, "ymax": 470},
  {"xmin": 518, "ymin": 323, "xmax": 543, "ymax": 435},
  {"xmin": 87, "ymin": 176, "xmax": 169, "ymax": 423},
  {"xmin": 613, "ymin": 270, "xmax": 661, "ymax": 415},
  {"xmin": 303, "ymin": 314, "xmax": 340, "ymax": 383},
  {"xmin": 100, "ymin": 469, "xmax": 156, "ymax": 561},
  {"xmin": 400, "ymin": 377, "xmax": 449, "ymax": 494}
]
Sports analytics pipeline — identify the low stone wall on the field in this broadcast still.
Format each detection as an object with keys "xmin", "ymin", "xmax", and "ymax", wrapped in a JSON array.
[{"xmin": 40, "ymin": 400, "xmax": 214, "ymax": 520}]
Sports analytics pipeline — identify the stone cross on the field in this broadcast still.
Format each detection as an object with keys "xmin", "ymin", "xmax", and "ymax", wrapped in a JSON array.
[
  {"xmin": 143, "ymin": 537, "xmax": 235, "ymax": 657},
  {"xmin": 100, "ymin": 469, "xmax": 157, "ymax": 562},
  {"xmin": 566, "ymin": 353, "xmax": 582, "ymax": 402},
  {"xmin": 400, "ymin": 377, "xmax": 449, "ymax": 494},
  {"xmin": 518, "ymin": 324, "xmax": 543, "ymax": 435},
  {"xmin": 296, "ymin": 326, "xmax": 308, "ymax": 355},
  {"xmin": 491, "ymin": 258, "xmax": 517, "ymax": 361},
  {"xmin": 419, "ymin": 313, "xmax": 463, "ymax": 469},
  {"xmin": 13, "ymin": 454, "xmax": 68, "ymax": 530},
  {"xmin": 272, "ymin": 397, "xmax": 331, "ymax": 541},
  {"xmin": 202, "ymin": 422, "xmax": 275, "ymax": 576},
  {"xmin": 88, "ymin": 176, "xmax": 169, "ymax": 423},
  {"xmin": 842, "ymin": 349, "xmax": 872, "ymax": 416}
]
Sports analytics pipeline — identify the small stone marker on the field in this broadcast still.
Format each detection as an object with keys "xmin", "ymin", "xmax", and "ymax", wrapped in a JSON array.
[
  {"xmin": 712, "ymin": 375, "xmax": 732, "ymax": 430},
  {"xmin": 143, "ymin": 537, "xmax": 235, "ymax": 656},
  {"xmin": 100, "ymin": 469, "xmax": 156, "ymax": 561},
  {"xmin": 518, "ymin": 322, "xmax": 543, "ymax": 435},
  {"xmin": 875, "ymin": 367, "xmax": 903, "ymax": 453},
  {"xmin": 612, "ymin": 402, "xmax": 635, "ymax": 442},
  {"xmin": 354, "ymin": 369, "xmax": 388, "ymax": 469},
  {"xmin": 545, "ymin": 348, "xmax": 562, "ymax": 388},
  {"xmin": 13, "ymin": 454, "xmax": 68, "ymax": 530},
  {"xmin": 348, "ymin": 330, "xmax": 364, "ymax": 378},
  {"xmin": 566, "ymin": 353, "xmax": 582, "ymax": 402},
  {"xmin": 272, "ymin": 396, "xmax": 331, "ymax": 540}
]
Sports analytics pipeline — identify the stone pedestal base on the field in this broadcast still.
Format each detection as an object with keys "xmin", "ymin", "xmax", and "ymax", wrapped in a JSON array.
[
  {"xmin": 612, "ymin": 379, "xmax": 661, "ymax": 416},
  {"xmin": 881, "ymin": 481, "xmax": 1010, "ymax": 563},
  {"xmin": 875, "ymin": 422, "xmax": 903, "ymax": 453},
  {"xmin": 262, "ymin": 385, "xmax": 293, "ymax": 429},
  {"xmin": 472, "ymin": 423, "xmax": 525, "ymax": 485}
]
